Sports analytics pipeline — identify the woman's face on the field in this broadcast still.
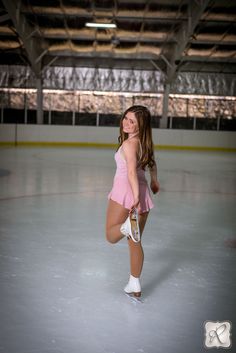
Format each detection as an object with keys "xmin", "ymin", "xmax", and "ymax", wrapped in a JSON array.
[{"xmin": 122, "ymin": 111, "xmax": 139, "ymax": 135}]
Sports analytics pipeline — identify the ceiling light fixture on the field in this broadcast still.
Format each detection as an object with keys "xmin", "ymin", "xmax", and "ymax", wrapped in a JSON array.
[{"xmin": 85, "ymin": 22, "xmax": 117, "ymax": 29}]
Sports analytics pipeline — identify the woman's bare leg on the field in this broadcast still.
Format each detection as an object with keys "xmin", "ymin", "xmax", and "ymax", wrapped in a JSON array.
[
  {"xmin": 106, "ymin": 199, "xmax": 129, "ymax": 244},
  {"xmin": 106, "ymin": 200, "xmax": 149, "ymax": 278},
  {"xmin": 128, "ymin": 211, "xmax": 149, "ymax": 277}
]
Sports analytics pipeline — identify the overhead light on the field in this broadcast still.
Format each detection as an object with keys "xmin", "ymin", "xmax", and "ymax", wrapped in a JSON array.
[{"xmin": 85, "ymin": 22, "xmax": 117, "ymax": 29}]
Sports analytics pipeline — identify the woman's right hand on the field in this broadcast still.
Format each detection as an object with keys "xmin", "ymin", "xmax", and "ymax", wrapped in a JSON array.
[{"xmin": 130, "ymin": 197, "xmax": 140, "ymax": 213}]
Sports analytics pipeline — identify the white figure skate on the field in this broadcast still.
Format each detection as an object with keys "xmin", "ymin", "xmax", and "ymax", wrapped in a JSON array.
[{"xmin": 120, "ymin": 208, "xmax": 140, "ymax": 243}]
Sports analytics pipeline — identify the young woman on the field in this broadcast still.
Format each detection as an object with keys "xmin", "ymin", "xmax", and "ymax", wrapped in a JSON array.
[{"xmin": 106, "ymin": 105, "xmax": 160, "ymax": 297}]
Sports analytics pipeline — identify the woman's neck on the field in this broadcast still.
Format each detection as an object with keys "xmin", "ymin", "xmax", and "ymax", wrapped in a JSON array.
[{"xmin": 128, "ymin": 132, "xmax": 139, "ymax": 140}]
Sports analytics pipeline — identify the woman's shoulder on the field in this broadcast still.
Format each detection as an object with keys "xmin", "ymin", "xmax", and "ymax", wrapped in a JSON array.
[
  {"xmin": 122, "ymin": 138, "xmax": 139, "ymax": 155},
  {"xmin": 122, "ymin": 138, "xmax": 139, "ymax": 148}
]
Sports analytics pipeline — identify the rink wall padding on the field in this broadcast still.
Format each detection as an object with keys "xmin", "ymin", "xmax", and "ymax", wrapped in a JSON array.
[{"xmin": 0, "ymin": 124, "xmax": 236, "ymax": 152}]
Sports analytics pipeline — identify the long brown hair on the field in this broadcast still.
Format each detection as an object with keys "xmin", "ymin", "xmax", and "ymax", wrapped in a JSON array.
[{"xmin": 118, "ymin": 105, "xmax": 155, "ymax": 169}]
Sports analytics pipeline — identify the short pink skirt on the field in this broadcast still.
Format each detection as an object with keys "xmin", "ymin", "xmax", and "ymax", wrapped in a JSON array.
[{"xmin": 108, "ymin": 176, "xmax": 154, "ymax": 214}]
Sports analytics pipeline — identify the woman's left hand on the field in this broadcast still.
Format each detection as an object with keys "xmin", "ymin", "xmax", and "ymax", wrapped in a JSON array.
[{"xmin": 150, "ymin": 179, "xmax": 160, "ymax": 194}]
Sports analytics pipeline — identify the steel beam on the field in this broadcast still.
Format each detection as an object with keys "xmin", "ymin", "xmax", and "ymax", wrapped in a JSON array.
[
  {"xmin": 2, "ymin": 0, "xmax": 46, "ymax": 77},
  {"xmin": 0, "ymin": 13, "xmax": 10, "ymax": 23},
  {"xmin": 165, "ymin": 0, "xmax": 210, "ymax": 84},
  {"xmin": 150, "ymin": 59, "xmax": 166, "ymax": 77},
  {"xmin": 36, "ymin": 78, "xmax": 43, "ymax": 124},
  {"xmin": 160, "ymin": 83, "xmax": 170, "ymax": 129}
]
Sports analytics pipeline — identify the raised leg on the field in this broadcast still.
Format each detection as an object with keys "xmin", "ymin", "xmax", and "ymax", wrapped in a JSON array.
[{"xmin": 106, "ymin": 199, "xmax": 129, "ymax": 244}]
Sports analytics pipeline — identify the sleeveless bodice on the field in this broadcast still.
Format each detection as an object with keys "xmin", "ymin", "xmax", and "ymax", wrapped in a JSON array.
[
  {"xmin": 108, "ymin": 146, "xmax": 154, "ymax": 212},
  {"xmin": 114, "ymin": 147, "xmax": 146, "ymax": 183}
]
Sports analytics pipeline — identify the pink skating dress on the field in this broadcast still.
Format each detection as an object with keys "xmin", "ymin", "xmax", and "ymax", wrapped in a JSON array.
[{"xmin": 108, "ymin": 146, "xmax": 154, "ymax": 213}]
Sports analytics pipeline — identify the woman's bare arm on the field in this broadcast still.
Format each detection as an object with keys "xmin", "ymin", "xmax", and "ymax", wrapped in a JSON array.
[
  {"xmin": 122, "ymin": 139, "xmax": 140, "ymax": 210},
  {"xmin": 149, "ymin": 160, "xmax": 160, "ymax": 194}
]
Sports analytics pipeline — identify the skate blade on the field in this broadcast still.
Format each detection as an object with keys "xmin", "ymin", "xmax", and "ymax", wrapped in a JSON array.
[
  {"xmin": 130, "ymin": 213, "xmax": 140, "ymax": 242},
  {"xmin": 125, "ymin": 292, "xmax": 143, "ymax": 304}
]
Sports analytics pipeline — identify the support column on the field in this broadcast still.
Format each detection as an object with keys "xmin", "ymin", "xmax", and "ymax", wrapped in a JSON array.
[
  {"xmin": 36, "ymin": 78, "xmax": 43, "ymax": 124},
  {"xmin": 160, "ymin": 84, "xmax": 170, "ymax": 129}
]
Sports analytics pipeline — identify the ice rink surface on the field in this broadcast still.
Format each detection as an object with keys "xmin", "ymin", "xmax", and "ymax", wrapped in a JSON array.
[{"xmin": 0, "ymin": 147, "xmax": 236, "ymax": 353}]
